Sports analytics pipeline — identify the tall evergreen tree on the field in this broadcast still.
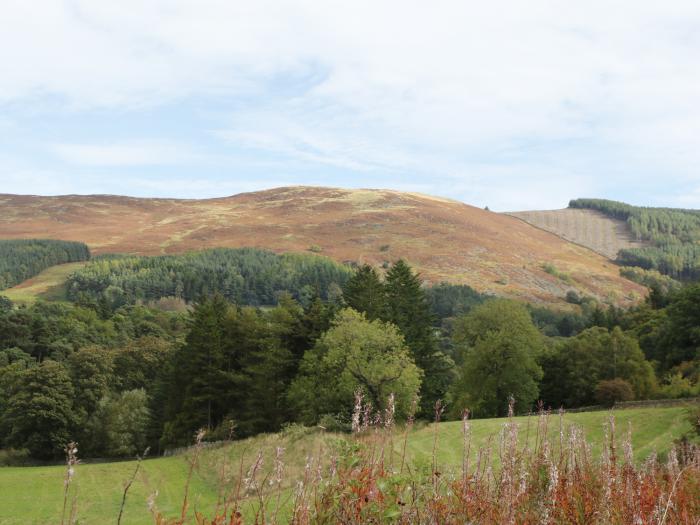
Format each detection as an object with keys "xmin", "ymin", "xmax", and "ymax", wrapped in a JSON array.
[
  {"xmin": 343, "ymin": 264, "xmax": 388, "ymax": 320},
  {"xmin": 385, "ymin": 260, "xmax": 434, "ymax": 360},
  {"xmin": 242, "ymin": 338, "xmax": 295, "ymax": 434},
  {"xmin": 162, "ymin": 294, "xmax": 233, "ymax": 445},
  {"xmin": 301, "ymin": 295, "xmax": 336, "ymax": 348},
  {"xmin": 385, "ymin": 260, "xmax": 453, "ymax": 415},
  {"xmin": 238, "ymin": 299, "xmax": 300, "ymax": 435}
]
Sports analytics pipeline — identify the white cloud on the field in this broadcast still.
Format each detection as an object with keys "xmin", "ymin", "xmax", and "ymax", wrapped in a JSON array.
[
  {"xmin": 1, "ymin": 1, "xmax": 700, "ymax": 207},
  {"xmin": 50, "ymin": 141, "xmax": 195, "ymax": 166}
]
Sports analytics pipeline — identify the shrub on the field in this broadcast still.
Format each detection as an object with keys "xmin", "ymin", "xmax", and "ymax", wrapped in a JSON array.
[
  {"xmin": 317, "ymin": 413, "xmax": 350, "ymax": 433},
  {"xmin": 565, "ymin": 290, "xmax": 581, "ymax": 304},
  {"xmin": 595, "ymin": 378, "xmax": 634, "ymax": 407},
  {"xmin": 658, "ymin": 373, "xmax": 699, "ymax": 399},
  {"xmin": 0, "ymin": 448, "xmax": 30, "ymax": 466}
]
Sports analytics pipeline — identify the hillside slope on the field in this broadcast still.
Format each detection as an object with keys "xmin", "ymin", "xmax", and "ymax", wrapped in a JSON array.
[
  {"xmin": 509, "ymin": 208, "xmax": 647, "ymax": 259},
  {"xmin": 0, "ymin": 187, "xmax": 644, "ymax": 305}
]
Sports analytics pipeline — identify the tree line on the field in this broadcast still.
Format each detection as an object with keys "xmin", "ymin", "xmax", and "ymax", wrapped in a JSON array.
[
  {"xmin": 0, "ymin": 259, "xmax": 698, "ymax": 461},
  {"xmin": 0, "ymin": 239, "xmax": 90, "ymax": 290},
  {"xmin": 570, "ymin": 198, "xmax": 700, "ymax": 278}
]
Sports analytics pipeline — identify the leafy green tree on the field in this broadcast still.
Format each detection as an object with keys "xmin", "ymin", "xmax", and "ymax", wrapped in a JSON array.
[
  {"xmin": 67, "ymin": 346, "xmax": 114, "ymax": 424},
  {"xmin": 0, "ymin": 360, "xmax": 34, "ymax": 436},
  {"xmin": 87, "ymin": 389, "xmax": 150, "ymax": 457},
  {"xmin": 112, "ymin": 336, "xmax": 173, "ymax": 392},
  {"xmin": 425, "ymin": 283, "xmax": 486, "ymax": 321},
  {"xmin": 452, "ymin": 299, "xmax": 540, "ymax": 349},
  {"xmin": 0, "ymin": 296, "xmax": 12, "ymax": 312},
  {"xmin": 0, "ymin": 347, "xmax": 33, "ymax": 368},
  {"xmin": 661, "ymin": 283, "xmax": 700, "ymax": 370},
  {"xmin": 2, "ymin": 360, "xmax": 77, "ymax": 459},
  {"xmin": 289, "ymin": 308, "xmax": 422, "ymax": 424},
  {"xmin": 343, "ymin": 264, "xmax": 387, "ymax": 320},
  {"xmin": 657, "ymin": 372, "xmax": 699, "ymax": 398},
  {"xmin": 540, "ymin": 327, "xmax": 656, "ymax": 408},
  {"xmin": 452, "ymin": 331, "xmax": 543, "ymax": 417},
  {"xmin": 450, "ymin": 299, "xmax": 544, "ymax": 417}
]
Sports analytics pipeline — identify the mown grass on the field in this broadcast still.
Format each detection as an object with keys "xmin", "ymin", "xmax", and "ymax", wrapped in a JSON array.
[
  {"xmin": 0, "ymin": 405, "xmax": 692, "ymax": 524},
  {"xmin": 1, "ymin": 262, "xmax": 86, "ymax": 304}
]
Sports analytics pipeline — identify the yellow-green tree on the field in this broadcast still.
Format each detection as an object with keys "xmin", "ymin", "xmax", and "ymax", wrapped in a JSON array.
[{"xmin": 289, "ymin": 308, "xmax": 422, "ymax": 424}]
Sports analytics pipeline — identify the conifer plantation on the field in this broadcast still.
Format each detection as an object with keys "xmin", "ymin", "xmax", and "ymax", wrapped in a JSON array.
[{"xmin": 0, "ymin": 240, "xmax": 90, "ymax": 290}]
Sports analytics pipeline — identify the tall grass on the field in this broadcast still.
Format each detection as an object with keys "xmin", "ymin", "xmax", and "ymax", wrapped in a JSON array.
[{"xmin": 62, "ymin": 400, "xmax": 699, "ymax": 524}]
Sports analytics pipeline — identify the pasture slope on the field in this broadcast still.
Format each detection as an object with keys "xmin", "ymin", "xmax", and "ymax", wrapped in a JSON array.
[
  {"xmin": 0, "ymin": 406, "xmax": 691, "ymax": 524},
  {"xmin": 0, "ymin": 187, "xmax": 644, "ymax": 306}
]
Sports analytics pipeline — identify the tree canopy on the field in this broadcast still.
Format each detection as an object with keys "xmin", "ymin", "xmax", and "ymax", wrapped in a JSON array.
[
  {"xmin": 289, "ymin": 308, "xmax": 422, "ymax": 424},
  {"xmin": 449, "ymin": 299, "xmax": 544, "ymax": 417}
]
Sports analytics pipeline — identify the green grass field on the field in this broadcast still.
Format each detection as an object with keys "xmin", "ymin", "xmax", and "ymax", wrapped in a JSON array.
[
  {"xmin": 0, "ymin": 405, "xmax": 693, "ymax": 525},
  {"xmin": 1, "ymin": 262, "xmax": 86, "ymax": 304}
]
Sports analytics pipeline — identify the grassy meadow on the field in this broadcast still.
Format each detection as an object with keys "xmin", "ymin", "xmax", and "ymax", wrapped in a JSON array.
[
  {"xmin": 0, "ymin": 405, "xmax": 693, "ymax": 524},
  {"xmin": 1, "ymin": 262, "xmax": 86, "ymax": 304}
]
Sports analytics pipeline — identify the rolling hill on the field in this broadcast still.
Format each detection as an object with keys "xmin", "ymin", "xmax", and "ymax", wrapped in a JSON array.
[{"xmin": 0, "ymin": 187, "xmax": 645, "ymax": 306}]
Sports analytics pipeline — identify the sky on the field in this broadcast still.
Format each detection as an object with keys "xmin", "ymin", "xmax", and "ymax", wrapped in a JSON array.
[{"xmin": 1, "ymin": 1, "xmax": 699, "ymax": 211}]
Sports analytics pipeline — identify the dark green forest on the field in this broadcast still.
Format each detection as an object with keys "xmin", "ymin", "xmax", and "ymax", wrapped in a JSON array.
[
  {"xmin": 1, "ymin": 257, "xmax": 698, "ymax": 461},
  {"xmin": 65, "ymin": 248, "xmax": 352, "ymax": 310},
  {"xmin": 0, "ymin": 239, "xmax": 90, "ymax": 290},
  {"xmin": 570, "ymin": 198, "xmax": 700, "ymax": 278}
]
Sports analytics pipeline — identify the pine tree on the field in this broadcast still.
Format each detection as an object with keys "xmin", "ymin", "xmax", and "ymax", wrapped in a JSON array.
[
  {"xmin": 384, "ymin": 260, "xmax": 452, "ymax": 415},
  {"xmin": 242, "ymin": 338, "xmax": 295, "ymax": 434},
  {"xmin": 385, "ymin": 260, "xmax": 435, "ymax": 362},
  {"xmin": 162, "ymin": 294, "xmax": 232, "ymax": 444},
  {"xmin": 343, "ymin": 264, "xmax": 387, "ymax": 320}
]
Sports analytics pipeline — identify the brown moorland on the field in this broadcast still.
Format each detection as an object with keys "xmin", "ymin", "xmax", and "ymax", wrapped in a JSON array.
[{"xmin": 0, "ymin": 186, "xmax": 644, "ymax": 305}]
